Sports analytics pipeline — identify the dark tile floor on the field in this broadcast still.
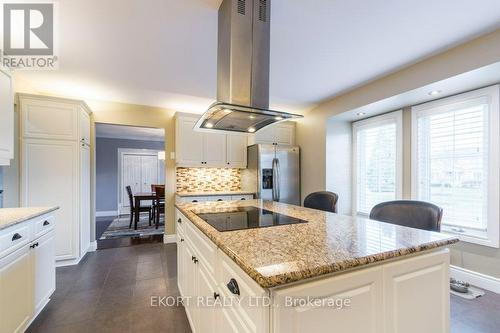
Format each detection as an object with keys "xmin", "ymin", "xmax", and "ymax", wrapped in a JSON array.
[
  {"xmin": 26, "ymin": 242, "xmax": 500, "ymax": 333},
  {"xmin": 27, "ymin": 242, "xmax": 191, "ymax": 333}
]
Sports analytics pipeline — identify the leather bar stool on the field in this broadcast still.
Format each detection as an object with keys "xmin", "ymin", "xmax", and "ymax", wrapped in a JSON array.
[{"xmin": 303, "ymin": 191, "xmax": 339, "ymax": 213}]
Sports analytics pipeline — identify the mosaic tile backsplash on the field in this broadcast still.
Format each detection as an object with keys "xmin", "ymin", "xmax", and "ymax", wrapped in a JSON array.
[{"xmin": 176, "ymin": 167, "xmax": 241, "ymax": 192}]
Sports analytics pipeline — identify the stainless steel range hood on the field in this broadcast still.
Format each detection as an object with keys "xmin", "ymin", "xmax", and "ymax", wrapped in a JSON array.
[{"xmin": 195, "ymin": 0, "xmax": 302, "ymax": 133}]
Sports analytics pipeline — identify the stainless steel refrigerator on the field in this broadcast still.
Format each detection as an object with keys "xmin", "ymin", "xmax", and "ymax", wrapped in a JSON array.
[{"xmin": 247, "ymin": 144, "xmax": 300, "ymax": 205}]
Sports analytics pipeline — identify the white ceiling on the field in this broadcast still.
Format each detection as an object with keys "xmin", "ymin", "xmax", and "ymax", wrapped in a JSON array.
[
  {"xmin": 95, "ymin": 123, "xmax": 165, "ymax": 141},
  {"xmin": 15, "ymin": 0, "xmax": 500, "ymax": 113}
]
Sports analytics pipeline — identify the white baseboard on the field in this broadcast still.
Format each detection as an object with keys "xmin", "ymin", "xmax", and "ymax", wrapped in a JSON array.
[
  {"xmin": 450, "ymin": 265, "xmax": 500, "ymax": 294},
  {"xmin": 96, "ymin": 210, "xmax": 118, "ymax": 217},
  {"xmin": 88, "ymin": 241, "xmax": 97, "ymax": 252},
  {"xmin": 163, "ymin": 234, "xmax": 176, "ymax": 244}
]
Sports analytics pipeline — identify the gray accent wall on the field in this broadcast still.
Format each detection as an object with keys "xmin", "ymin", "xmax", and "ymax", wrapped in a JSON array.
[{"xmin": 96, "ymin": 138, "xmax": 164, "ymax": 213}]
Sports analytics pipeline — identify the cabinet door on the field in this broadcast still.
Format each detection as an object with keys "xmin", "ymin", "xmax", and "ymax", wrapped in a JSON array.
[
  {"xmin": 0, "ymin": 245, "xmax": 33, "ymax": 333},
  {"xmin": 22, "ymin": 139, "xmax": 79, "ymax": 261},
  {"xmin": 176, "ymin": 117, "xmax": 204, "ymax": 166},
  {"xmin": 383, "ymin": 250, "xmax": 449, "ymax": 333},
  {"xmin": 79, "ymin": 108, "xmax": 91, "ymax": 145},
  {"xmin": 184, "ymin": 243, "xmax": 198, "ymax": 328},
  {"xmin": 253, "ymin": 125, "xmax": 275, "ymax": 144},
  {"xmin": 227, "ymin": 134, "xmax": 247, "ymax": 168},
  {"xmin": 203, "ymin": 132, "xmax": 227, "ymax": 167},
  {"xmin": 275, "ymin": 124, "xmax": 295, "ymax": 145},
  {"xmin": 0, "ymin": 69, "xmax": 13, "ymax": 165},
  {"xmin": 177, "ymin": 233, "xmax": 186, "ymax": 296},
  {"xmin": 197, "ymin": 263, "xmax": 217, "ymax": 333},
  {"xmin": 272, "ymin": 266, "xmax": 383, "ymax": 333},
  {"xmin": 21, "ymin": 97, "xmax": 78, "ymax": 141},
  {"xmin": 80, "ymin": 146, "xmax": 91, "ymax": 257},
  {"xmin": 33, "ymin": 231, "xmax": 55, "ymax": 314}
]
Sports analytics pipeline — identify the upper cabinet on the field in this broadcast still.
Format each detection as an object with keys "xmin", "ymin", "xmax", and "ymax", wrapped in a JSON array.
[
  {"xmin": 175, "ymin": 114, "xmax": 248, "ymax": 168},
  {"xmin": 79, "ymin": 107, "xmax": 91, "ymax": 146},
  {"xmin": 248, "ymin": 121, "xmax": 296, "ymax": 146},
  {"xmin": 0, "ymin": 69, "xmax": 14, "ymax": 166}
]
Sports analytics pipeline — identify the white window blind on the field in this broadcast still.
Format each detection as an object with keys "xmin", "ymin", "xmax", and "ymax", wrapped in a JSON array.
[
  {"xmin": 412, "ymin": 85, "xmax": 500, "ymax": 248},
  {"xmin": 353, "ymin": 111, "xmax": 402, "ymax": 216}
]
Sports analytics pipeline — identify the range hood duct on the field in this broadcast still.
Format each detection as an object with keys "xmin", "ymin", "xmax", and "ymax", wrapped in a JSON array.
[{"xmin": 195, "ymin": 0, "xmax": 302, "ymax": 133}]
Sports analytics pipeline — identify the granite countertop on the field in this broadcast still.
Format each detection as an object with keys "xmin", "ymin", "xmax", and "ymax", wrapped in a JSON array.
[
  {"xmin": 175, "ymin": 199, "xmax": 459, "ymax": 289},
  {"xmin": 176, "ymin": 190, "xmax": 256, "ymax": 197},
  {"xmin": 0, "ymin": 207, "xmax": 59, "ymax": 231}
]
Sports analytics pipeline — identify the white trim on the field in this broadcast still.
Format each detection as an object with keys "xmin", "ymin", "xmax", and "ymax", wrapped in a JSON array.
[
  {"xmin": 88, "ymin": 241, "xmax": 97, "ymax": 252},
  {"xmin": 163, "ymin": 234, "xmax": 176, "ymax": 244},
  {"xmin": 450, "ymin": 265, "xmax": 500, "ymax": 294},
  {"xmin": 411, "ymin": 84, "xmax": 500, "ymax": 248},
  {"xmin": 95, "ymin": 210, "xmax": 118, "ymax": 217},
  {"xmin": 352, "ymin": 110, "xmax": 403, "ymax": 216}
]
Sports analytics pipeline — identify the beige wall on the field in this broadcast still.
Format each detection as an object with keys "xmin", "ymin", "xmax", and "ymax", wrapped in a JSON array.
[
  {"xmin": 297, "ymin": 28, "xmax": 500, "ymax": 278},
  {"xmin": 87, "ymin": 99, "xmax": 180, "ymax": 238}
]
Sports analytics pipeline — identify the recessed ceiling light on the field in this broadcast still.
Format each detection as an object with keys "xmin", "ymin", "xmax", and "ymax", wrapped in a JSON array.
[
  {"xmin": 428, "ymin": 90, "xmax": 442, "ymax": 96},
  {"xmin": 356, "ymin": 112, "xmax": 366, "ymax": 116},
  {"xmin": 274, "ymin": 116, "xmax": 283, "ymax": 120},
  {"xmin": 248, "ymin": 127, "xmax": 256, "ymax": 133},
  {"xmin": 249, "ymin": 115, "xmax": 255, "ymax": 119},
  {"xmin": 223, "ymin": 109, "xmax": 232, "ymax": 114},
  {"xmin": 205, "ymin": 123, "xmax": 213, "ymax": 128}
]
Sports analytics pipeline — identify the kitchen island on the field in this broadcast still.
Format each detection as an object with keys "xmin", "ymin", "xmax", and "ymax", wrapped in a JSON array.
[{"xmin": 175, "ymin": 199, "xmax": 458, "ymax": 333}]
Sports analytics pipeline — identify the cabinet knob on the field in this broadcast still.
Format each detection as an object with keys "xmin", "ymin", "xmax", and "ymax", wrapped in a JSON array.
[
  {"xmin": 43, "ymin": 220, "xmax": 50, "ymax": 226},
  {"xmin": 226, "ymin": 278, "xmax": 240, "ymax": 295},
  {"xmin": 241, "ymin": 198, "xmax": 246, "ymax": 200},
  {"xmin": 192, "ymin": 200, "xmax": 198, "ymax": 203},
  {"xmin": 12, "ymin": 233, "xmax": 22, "ymax": 241},
  {"xmin": 177, "ymin": 218, "xmax": 182, "ymax": 224},
  {"xmin": 180, "ymin": 238, "xmax": 184, "ymax": 242},
  {"xmin": 192, "ymin": 256, "xmax": 198, "ymax": 264},
  {"xmin": 191, "ymin": 255, "xmax": 196, "ymax": 261},
  {"xmin": 217, "ymin": 199, "xmax": 223, "ymax": 202}
]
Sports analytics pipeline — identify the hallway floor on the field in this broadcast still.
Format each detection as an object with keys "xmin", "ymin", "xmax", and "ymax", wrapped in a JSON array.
[{"xmin": 27, "ymin": 243, "xmax": 500, "ymax": 333}]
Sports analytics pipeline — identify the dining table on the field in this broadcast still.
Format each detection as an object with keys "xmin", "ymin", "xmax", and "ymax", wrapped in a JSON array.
[{"xmin": 133, "ymin": 192, "xmax": 162, "ymax": 230}]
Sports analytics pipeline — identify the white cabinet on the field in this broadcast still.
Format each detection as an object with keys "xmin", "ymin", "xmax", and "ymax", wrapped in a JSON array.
[
  {"xmin": 33, "ymin": 231, "xmax": 55, "ymax": 314},
  {"xmin": 19, "ymin": 94, "xmax": 92, "ymax": 266},
  {"xmin": 249, "ymin": 122, "xmax": 295, "ymax": 146},
  {"xmin": 0, "ymin": 212, "xmax": 56, "ymax": 333},
  {"xmin": 0, "ymin": 68, "xmax": 14, "ymax": 166},
  {"xmin": 204, "ymin": 132, "xmax": 227, "ymax": 167},
  {"xmin": 227, "ymin": 134, "xmax": 248, "ymax": 168},
  {"xmin": 0, "ymin": 245, "xmax": 32, "ymax": 333},
  {"xmin": 176, "ymin": 194, "xmax": 253, "ymax": 203},
  {"xmin": 176, "ymin": 116, "xmax": 204, "ymax": 166},
  {"xmin": 175, "ymin": 114, "xmax": 248, "ymax": 168}
]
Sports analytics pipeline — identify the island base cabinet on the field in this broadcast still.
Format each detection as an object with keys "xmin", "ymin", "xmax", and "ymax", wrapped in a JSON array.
[
  {"xmin": 33, "ymin": 231, "xmax": 56, "ymax": 315},
  {"xmin": 272, "ymin": 266, "xmax": 384, "ymax": 333},
  {"xmin": 0, "ymin": 246, "xmax": 32, "ymax": 333},
  {"xmin": 383, "ymin": 249, "xmax": 450, "ymax": 333}
]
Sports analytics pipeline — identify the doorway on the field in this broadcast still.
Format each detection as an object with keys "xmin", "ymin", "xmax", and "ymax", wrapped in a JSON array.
[{"xmin": 94, "ymin": 123, "xmax": 166, "ymax": 248}]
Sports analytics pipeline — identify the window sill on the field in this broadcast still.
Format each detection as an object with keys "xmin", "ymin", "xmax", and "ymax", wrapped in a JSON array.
[{"xmin": 441, "ymin": 226, "xmax": 499, "ymax": 248}]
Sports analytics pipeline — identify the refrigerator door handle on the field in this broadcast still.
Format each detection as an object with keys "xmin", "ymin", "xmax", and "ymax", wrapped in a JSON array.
[{"xmin": 272, "ymin": 158, "xmax": 280, "ymax": 202}]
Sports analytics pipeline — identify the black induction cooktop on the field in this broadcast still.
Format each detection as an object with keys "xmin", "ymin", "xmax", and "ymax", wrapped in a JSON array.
[{"xmin": 194, "ymin": 206, "xmax": 307, "ymax": 232}]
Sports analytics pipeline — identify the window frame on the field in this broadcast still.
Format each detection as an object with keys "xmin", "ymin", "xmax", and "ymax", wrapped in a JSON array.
[
  {"xmin": 411, "ymin": 85, "xmax": 500, "ymax": 248},
  {"xmin": 352, "ymin": 110, "xmax": 403, "ymax": 217}
]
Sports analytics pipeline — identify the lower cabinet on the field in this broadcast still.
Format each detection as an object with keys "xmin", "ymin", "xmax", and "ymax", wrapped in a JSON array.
[
  {"xmin": 176, "ymin": 194, "xmax": 254, "ymax": 203},
  {"xmin": 0, "ymin": 213, "xmax": 56, "ymax": 333}
]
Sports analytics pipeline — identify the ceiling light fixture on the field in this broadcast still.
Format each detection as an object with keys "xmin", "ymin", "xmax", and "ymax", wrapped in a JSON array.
[
  {"xmin": 248, "ymin": 127, "xmax": 256, "ymax": 133},
  {"xmin": 274, "ymin": 116, "xmax": 283, "ymax": 120},
  {"xmin": 428, "ymin": 90, "xmax": 442, "ymax": 96},
  {"xmin": 205, "ymin": 123, "xmax": 214, "ymax": 128},
  {"xmin": 356, "ymin": 112, "xmax": 366, "ymax": 116}
]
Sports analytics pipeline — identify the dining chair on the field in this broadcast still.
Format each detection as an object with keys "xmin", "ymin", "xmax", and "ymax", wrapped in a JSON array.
[
  {"xmin": 126, "ymin": 185, "xmax": 152, "ymax": 229},
  {"xmin": 154, "ymin": 186, "xmax": 165, "ymax": 229},
  {"xmin": 303, "ymin": 191, "xmax": 339, "ymax": 213},
  {"xmin": 369, "ymin": 200, "xmax": 443, "ymax": 232}
]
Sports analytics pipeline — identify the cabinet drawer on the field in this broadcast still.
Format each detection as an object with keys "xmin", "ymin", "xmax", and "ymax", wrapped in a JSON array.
[
  {"xmin": 204, "ymin": 196, "xmax": 232, "ymax": 202},
  {"xmin": 231, "ymin": 195, "xmax": 254, "ymax": 201},
  {"xmin": 0, "ymin": 222, "xmax": 32, "ymax": 259},
  {"xmin": 218, "ymin": 250, "xmax": 268, "ymax": 333},
  {"xmin": 185, "ymin": 220, "xmax": 217, "ymax": 275},
  {"xmin": 182, "ymin": 196, "xmax": 207, "ymax": 203},
  {"xmin": 34, "ymin": 214, "xmax": 55, "ymax": 238},
  {"xmin": 175, "ymin": 210, "xmax": 187, "ymax": 235}
]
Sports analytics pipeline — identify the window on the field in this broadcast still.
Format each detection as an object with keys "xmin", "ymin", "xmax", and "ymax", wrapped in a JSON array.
[
  {"xmin": 353, "ymin": 111, "xmax": 403, "ymax": 216},
  {"xmin": 412, "ymin": 85, "xmax": 499, "ymax": 247}
]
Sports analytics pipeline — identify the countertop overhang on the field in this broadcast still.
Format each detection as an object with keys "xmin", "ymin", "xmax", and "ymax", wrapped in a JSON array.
[{"xmin": 175, "ymin": 199, "xmax": 458, "ymax": 289}]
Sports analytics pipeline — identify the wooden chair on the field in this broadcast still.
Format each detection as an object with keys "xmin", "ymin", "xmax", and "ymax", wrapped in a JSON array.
[
  {"xmin": 154, "ymin": 186, "xmax": 165, "ymax": 229},
  {"xmin": 150, "ymin": 184, "xmax": 165, "ymax": 223},
  {"xmin": 369, "ymin": 200, "xmax": 443, "ymax": 232},
  {"xmin": 126, "ymin": 186, "xmax": 152, "ymax": 229},
  {"xmin": 303, "ymin": 191, "xmax": 339, "ymax": 213}
]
